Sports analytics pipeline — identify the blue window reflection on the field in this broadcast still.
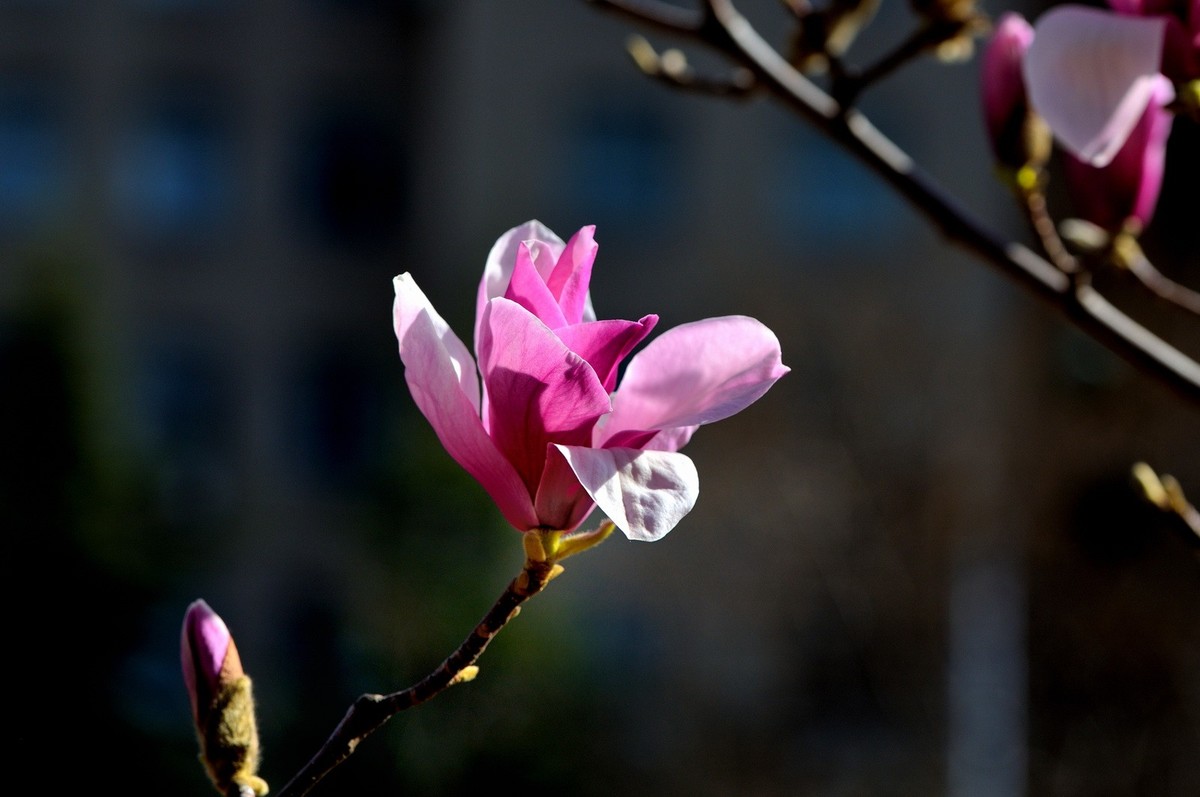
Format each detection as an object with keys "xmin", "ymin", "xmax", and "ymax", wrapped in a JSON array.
[
  {"xmin": 0, "ymin": 79, "xmax": 68, "ymax": 234},
  {"xmin": 111, "ymin": 90, "xmax": 234, "ymax": 241},
  {"xmin": 564, "ymin": 101, "xmax": 679, "ymax": 232},
  {"xmin": 768, "ymin": 128, "xmax": 905, "ymax": 253}
]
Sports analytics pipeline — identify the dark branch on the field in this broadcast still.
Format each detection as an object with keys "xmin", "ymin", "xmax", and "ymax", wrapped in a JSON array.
[
  {"xmin": 587, "ymin": 0, "xmax": 706, "ymax": 33},
  {"xmin": 1124, "ymin": 249, "xmax": 1200, "ymax": 316},
  {"xmin": 832, "ymin": 19, "xmax": 971, "ymax": 107},
  {"xmin": 626, "ymin": 34, "xmax": 757, "ymax": 96}
]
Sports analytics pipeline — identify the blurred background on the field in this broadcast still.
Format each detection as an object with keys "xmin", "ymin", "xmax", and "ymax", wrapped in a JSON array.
[{"xmin": 3, "ymin": 1, "xmax": 1198, "ymax": 795}]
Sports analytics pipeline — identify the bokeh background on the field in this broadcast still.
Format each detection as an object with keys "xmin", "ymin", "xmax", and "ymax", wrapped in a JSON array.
[{"xmin": 3, "ymin": 1, "xmax": 1198, "ymax": 795}]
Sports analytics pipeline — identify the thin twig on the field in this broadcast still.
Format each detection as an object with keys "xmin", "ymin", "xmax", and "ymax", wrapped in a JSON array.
[
  {"xmin": 588, "ymin": 0, "xmax": 1200, "ymax": 404},
  {"xmin": 1132, "ymin": 462, "xmax": 1200, "ymax": 551},
  {"xmin": 1016, "ymin": 172, "xmax": 1080, "ymax": 275},
  {"xmin": 627, "ymin": 34, "xmax": 757, "ymax": 96},
  {"xmin": 1124, "ymin": 249, "xmax": 1200, "ymax": 316},
  {"xmin": 832, "ymin": 20, "xmax": 967, "ymax": 106},
  {"xmin": 275, "ymin": 555, "xmax": 563, "ymax": 797}
]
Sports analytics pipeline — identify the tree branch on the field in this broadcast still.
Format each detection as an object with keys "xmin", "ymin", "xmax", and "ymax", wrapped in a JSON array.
[
  {"xmin": 1124, "ymin": 248, "xmax": 1200, "ymax": 316},
  {"xmin": 588, "ymin": 0, "xmax": 1200, "ymax": 404},
  {"xmin": 832, "ymin": 19, "xmax": 970, "ymax": 107}
]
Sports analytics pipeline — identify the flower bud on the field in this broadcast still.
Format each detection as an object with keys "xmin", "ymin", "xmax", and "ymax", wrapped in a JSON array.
[
  {"xmin": 182, "ymin": 599, "xmax": 269, "ymax": 796},
  {"xmin": 980, "ymin": 13, "xmax": 1051, "ymax": 171},
  {"xmin": 1061, "ymin": 74, "xmax": 1175, "ymax": 233}
]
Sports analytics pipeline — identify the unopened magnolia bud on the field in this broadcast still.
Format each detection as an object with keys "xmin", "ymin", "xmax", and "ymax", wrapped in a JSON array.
[
  {"xmin": 182, "ymin": 600, "xmax": 269, "ymax": 796},
  {"xmin": 980, "ymin": 13, "xmax": 1050, "ymax": 172}
]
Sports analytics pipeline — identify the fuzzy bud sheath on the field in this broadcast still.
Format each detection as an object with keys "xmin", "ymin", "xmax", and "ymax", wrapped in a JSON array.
[{"xmin": 182, "ymin": 599, "xmax": 269, "ymax": 796}]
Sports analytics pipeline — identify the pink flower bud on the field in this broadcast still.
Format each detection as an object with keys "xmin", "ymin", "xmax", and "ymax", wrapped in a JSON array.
[
  {"xmin": 1062, "ymin": 74, "xmax": 1175, "ymax": 231},
  {"xmin": 180, "ymin": 600, "xmax": 266, "ymax": 796},
  {"xmin": 980, "ymin": 13, "xmax": 1040, "ymax": 169},
  {"xmin": 181, "ymin": 598, "xmax": 242, "ymax": 724}
]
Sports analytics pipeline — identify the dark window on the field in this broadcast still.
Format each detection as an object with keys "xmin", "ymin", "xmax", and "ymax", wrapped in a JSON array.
[
  {"xmin": 294, "ymin": 107, "xmax": 407, "ymax": 252},
  {"xmin": 768, "ymin": 128, "xmax": 906, "ymax": 252},
  {"xmin": 283, "ymin": 339, "xmax": 386, "ymax": 490},
  {"xmin": 563, "ymin": 100, "xmax": 680, "ymax": 233}
]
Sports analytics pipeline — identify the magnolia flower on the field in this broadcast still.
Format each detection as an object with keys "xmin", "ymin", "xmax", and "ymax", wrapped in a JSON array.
[
  {"xmin": 1023, "ymin": 5, "xmax": 1172, "ymax": 167},
  {"xmin": 393, "ymin": 221, "xmax": 788, "ymax": 542},
  {"xmin": 1062, "ymin": 73, "xmax": 1175, "ymax": 230}
]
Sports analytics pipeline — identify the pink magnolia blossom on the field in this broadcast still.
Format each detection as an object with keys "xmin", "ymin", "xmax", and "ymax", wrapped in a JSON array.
[
  {"xmin": 1062, "ymin": 73, "xmax": 1175, "ymax": 230},
  {"xmin": 980, "ymin": 12, "xmax": 1038, "ymax": 168},
  {"xmin": 1023, "ymin": 5, "xmax": 1171, "ymax": 167},
  {"xmin": 393, "ymin": 221, "xmax": 788, "ymax": 542}
]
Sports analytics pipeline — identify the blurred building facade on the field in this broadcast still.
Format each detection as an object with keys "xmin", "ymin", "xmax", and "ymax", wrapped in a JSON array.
[{"xmin": 2, "ymin": 2, "xmax": 1198, "ymax": 796}]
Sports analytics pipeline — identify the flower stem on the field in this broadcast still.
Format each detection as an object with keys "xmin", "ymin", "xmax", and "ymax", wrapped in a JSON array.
[{"xmin": 274, "ymin": 553, "xmax": 562, "ymax": 797}]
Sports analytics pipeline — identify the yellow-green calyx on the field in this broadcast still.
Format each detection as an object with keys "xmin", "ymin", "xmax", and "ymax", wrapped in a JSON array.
[{"xmin": 524, "ymin": 521, "xmax": 615, "ymax": 566}]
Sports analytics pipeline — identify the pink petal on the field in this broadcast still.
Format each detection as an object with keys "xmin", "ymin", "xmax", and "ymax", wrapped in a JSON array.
[
  {"xmin": 555, "ymin": 315, "xmax": 659, "ymax": 392},
  {"xmin": 545, "ymin": 225, "xmax": 598, "ymax": 325},
  {"xmin": 504, "ymin": 241, "xmax": 569, "ymax": 329},
  {"xmin": 980, "ymin": 13, "xmax": 1036, "ymax": 167},
  {"xmin": 600, "ymin": 315, "xmax": 789, "ymax": 449},
  {"xmin": 477, "ymin": 298, "xmax": 613, "ymax": 498},
  {"xmin": 181, "ymin": 599, "xmax": 230, "ymax": 718},
  {"xmin": 1106, "ymin": 0, "xmax": 1144, "ymax": 13},
  {"xmin": 554, "ymin": 445, "xmax": 699, "ymax": 542},
  {"xmin": 1023, "ymin": 6, "xmax": 1169, "ymax": 167},
  {"xmin": 647, "ymin": 425, "xmax": 699, "ymax": 452},
  {"xmin": 534, "ymin": 445, "xmax": 597, "ymax": 531},
  {"xmin": 394, "ymin": 274, "xmax": 538, "ymax": 530},
  {"xmin": 394, "ymin": 274, "xmax": 480, "ymax": 414},
  {"xmin": 476, "ymin": 220, "xmax": 564, "ymax": 352},
  {"xmin": 1062, "ymin": 74, "xmax": 1175, "ymax": 229}
]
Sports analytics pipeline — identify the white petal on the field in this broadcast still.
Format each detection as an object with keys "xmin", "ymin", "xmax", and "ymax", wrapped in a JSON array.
[
  {"xmin": 1023, "ymin": 7, "xmax": 1168, "ymax": 167},
  {"xmin": 555, "ymin": 445, "xmax": 699, "ymax": 542}
]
